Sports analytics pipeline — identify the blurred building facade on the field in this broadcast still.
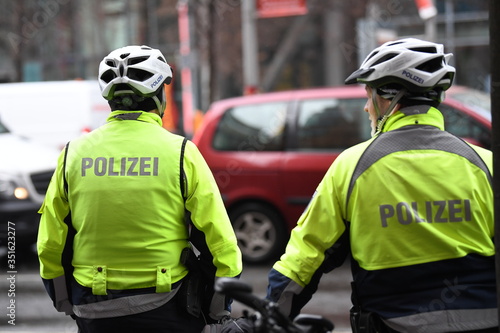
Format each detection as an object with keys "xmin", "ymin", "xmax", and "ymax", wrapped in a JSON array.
[{"xmin": 0, "ymin": 0, "xmax": 489, "ymax": 113}]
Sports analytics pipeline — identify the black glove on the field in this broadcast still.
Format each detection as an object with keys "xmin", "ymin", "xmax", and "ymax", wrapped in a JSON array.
[{"xmin": 220, "ymin": 317, "xmax": 255, "ymax": 333}]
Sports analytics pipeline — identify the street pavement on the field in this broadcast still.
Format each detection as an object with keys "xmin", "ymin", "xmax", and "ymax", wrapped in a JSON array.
[{"xmin": 1, "ymin": 253, "xmax": 353, "ymax": 332}]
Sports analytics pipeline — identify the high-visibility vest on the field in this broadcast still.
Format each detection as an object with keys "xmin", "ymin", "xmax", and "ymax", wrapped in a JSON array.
[
  {"xmin": 270, "ymin": 106, "xmax": 495, "ymax": 331},
  {"xmin": 38, "ymin": 111, "xmax": 242, "ymax": 295}
]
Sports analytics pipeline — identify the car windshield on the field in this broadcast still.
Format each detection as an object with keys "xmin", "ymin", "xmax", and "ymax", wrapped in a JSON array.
[{"xmin": 449, "ymin": 88, "xmax": 491, "ymax": 118}]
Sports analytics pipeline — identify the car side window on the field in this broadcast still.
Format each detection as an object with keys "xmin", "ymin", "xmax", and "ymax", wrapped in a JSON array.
[
  {"xmin": 296, "ymin": 98, "xmax": 368, "ymax": 150},
  {"xmin": 213, "ymin": 102, "xmax": 288, "ymax": 151},
  {"xmin": 440, "ymin": 103, "xmax": 491, "ymax": 149}
]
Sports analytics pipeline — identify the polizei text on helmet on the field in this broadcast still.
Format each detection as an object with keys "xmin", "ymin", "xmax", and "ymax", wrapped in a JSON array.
[
  {"xmin": 150, "ymin": 75, "xmax": 164, "ymax": 89},
  {"xmin": 401, "ymin": 70, "xmax": 424, "ymax": 84}
]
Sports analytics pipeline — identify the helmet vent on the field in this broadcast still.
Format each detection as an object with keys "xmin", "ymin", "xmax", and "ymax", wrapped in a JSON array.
[
  {"xmin": 128, "ymin": 68, "xmax": 154, "ymax": 81},
  {"xmin": 105, "ymin": 60, "xmax": 116, "ymax": 67},
  {"xmin": 371, "ymin": 53, "xmax": 398, "ymax": 66},
  {"xmin": 365, "ymin": 51, "xmax": 379, "ymax": 62},
  {"xmin": 120, "ymin": 53, "xmax": 130, "ymax": 59},
  {"xmin": 100, "ymin": 69, "xmax": 117, "ymax": 83},
  {"xmin": 157, "ymin": 56, "xmax": 166, "ymax": 63},
  {"xmin": 128, "ymin": 56, "xmax": 149, "ymax": 65},
  {"xmin": 409, "ymin": 46, "xmax": 437, "ymax": 54},
  {"xmin": 114, "ymin": 83, "xmax": 133, "ymax": 92},
  {"xmin": 416, "ymin": 56, "xmax": 443, "ymax": 73}
]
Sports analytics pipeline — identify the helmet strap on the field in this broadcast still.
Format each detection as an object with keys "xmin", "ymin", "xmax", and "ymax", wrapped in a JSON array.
[
  {"xmin": 373, "ymin": 89, "xmax": 406, "ymax": 137},
  {"xmin": 152, "ymin": 86, "xmax": 167, "ymax": 117}
]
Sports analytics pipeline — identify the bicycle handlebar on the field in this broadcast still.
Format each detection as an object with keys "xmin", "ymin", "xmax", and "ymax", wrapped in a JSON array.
[
  {"xmin": 215, "ymin": 278, "xmax": 334, "ymax": 333},
  {"xmin": 215, "ymin": 278, "xmax": 267, "ymax": 312}
]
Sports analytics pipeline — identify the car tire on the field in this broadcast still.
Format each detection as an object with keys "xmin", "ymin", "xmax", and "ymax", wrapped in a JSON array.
[{"xmin": 229, "ymin": 203, "xmax": 287, "ymax": 265}]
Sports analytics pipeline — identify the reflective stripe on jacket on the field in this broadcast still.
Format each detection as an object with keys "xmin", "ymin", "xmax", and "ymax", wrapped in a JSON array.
[
  {"xmin": 38, "ymin": 111, "xmax": 242, "ymax": 315},
  {"xmin": 267, "ymin": 105, "xmax": 496, "ymax": 332}
]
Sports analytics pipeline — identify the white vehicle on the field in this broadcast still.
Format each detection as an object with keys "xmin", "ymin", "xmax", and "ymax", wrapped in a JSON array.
[
  {"xmin": 0, "ymin": 80, "xmax": 110, "ymax": 257},
  {"xmin": 0, "ymin": 80, "xmax": 110, "ymax": 150},
  {"xmin": 0, "ymin": 120, "xmax": 60, "ymax": 257}
]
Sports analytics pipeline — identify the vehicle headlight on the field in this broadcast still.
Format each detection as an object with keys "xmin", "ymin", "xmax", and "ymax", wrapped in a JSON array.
[{"xmin": 0, "ymin": 175, "xmax": 29, "ymax": 200}]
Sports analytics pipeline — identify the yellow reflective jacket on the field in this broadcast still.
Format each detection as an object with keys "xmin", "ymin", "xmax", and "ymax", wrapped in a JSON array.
[
  {"xmin": 38, "ymin": 111, "xmax": 241, "ymax": 299},
  {"xmin": 268, "ymin": 106, "xmax": 496, "ymax": 331}
]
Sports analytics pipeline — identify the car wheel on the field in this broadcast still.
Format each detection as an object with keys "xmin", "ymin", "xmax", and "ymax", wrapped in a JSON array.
[{"xmin": 229, "ymin": 203, "xmax": 287, "ymax": 264}]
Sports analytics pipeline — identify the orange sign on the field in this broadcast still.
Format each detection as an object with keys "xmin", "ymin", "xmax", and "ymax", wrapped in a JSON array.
[{"xmin": 256, "ymin": 0, "xmax": 308, "ymax": 18}]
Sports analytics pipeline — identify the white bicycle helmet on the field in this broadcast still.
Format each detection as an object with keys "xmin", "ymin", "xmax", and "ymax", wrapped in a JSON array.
[
  {"xmin": 345, "ymin": 38, "xmax": 455, "ymax": 103},
  {"xmin": 98, "ymin": 45, "xmax": 173, "ymax": 113}
]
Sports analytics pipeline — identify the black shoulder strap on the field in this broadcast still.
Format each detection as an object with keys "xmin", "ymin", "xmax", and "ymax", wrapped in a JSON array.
[
  {"xmin": 61, "ymin": 141, "xmax": 75, "ymax": 306},
  {"xmin": 63, "ymin": 141, "xmax": 70, "ymax": 195},
  {"xmin": 180, "ymin": 137, "xmax": 188, "ymax": 201},
  {"xmin": 178, "ymin": 136, "xmax": 217, "ymax": 317}
]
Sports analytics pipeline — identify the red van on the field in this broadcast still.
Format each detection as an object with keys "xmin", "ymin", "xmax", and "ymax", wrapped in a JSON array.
[{"xmin": 192, "ymin": 85, "xmax": 491, "ymax": 264}]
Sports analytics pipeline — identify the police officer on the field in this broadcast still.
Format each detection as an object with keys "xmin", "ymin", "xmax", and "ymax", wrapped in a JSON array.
[
  {"xmin": 260, "ymin": 38, "xmax": 496, "ymax": 333},
  {"xmin": 37, "ymin": 45, "xmax": 242, "ymax": 333}
]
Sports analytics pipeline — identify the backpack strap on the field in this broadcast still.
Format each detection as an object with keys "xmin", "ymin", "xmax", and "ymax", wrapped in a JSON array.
[
  {"xmin": 178, "ymin": 137, "xmax": 218, "ymax": 320},
  {"xmin": 180, "ymin": 137, "xmax": 188, "ymax": 201},
  {"xmin": 63, "ymin": 141, "xmax": 70, "ymax": 195},
  {"xmin": 61, "ymin": 141, "xmax": 76, "ymax": 312}
]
